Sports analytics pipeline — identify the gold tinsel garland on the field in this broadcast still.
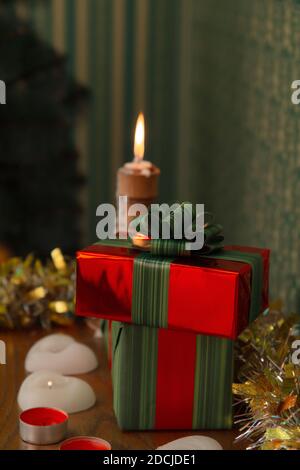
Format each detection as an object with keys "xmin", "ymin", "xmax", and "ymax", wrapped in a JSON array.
[
  {"xmin": 0, "ymin": 249, "xmax": 75, "ymax": 329},
  {"xmin": 234, "ymin": 306, "xmax": 300, "ymax": 450}
]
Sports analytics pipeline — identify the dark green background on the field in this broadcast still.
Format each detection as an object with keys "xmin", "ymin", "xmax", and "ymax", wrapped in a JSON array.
[{"xmin": 8, "ymin": 0, "xmax": 300, "ymax": 310}]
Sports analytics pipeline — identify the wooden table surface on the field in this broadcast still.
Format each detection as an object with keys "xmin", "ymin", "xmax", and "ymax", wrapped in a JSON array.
[{"xmin": 0, "ymin": 322, "xmax": 245, "ymax": 450}]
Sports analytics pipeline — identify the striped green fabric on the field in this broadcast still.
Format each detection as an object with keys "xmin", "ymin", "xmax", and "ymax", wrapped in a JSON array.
[
  {"xmin": 151, "ymin": 239, "xmax": 186, "ymax": 257},
  {"xmin": 112, "ymin": 322, "xmax": 158, "ymax": 430},
  {"xmin": 193, "ymin": 335, "xmax": 233, "ymax": 429},
  {"xmin": 132, "ymin": 253, "xmax": 173, "ymax": 328},
  {"xmin": 111, "ymin": 321, "xmax": 233, "ymax": 430}
]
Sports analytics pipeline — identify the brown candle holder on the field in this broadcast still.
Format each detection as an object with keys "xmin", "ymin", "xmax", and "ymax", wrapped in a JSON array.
[{"xmin": 116, "ymin": 164, "xmax": 160, "ymax": 232}]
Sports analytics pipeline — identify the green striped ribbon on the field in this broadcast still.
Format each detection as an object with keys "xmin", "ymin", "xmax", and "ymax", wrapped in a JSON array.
[
  {"xmin": 151, "ymin": 239, "xmax": 186, "ymax": 257},
  {"xmin": 112, "ymin": 322, "xmax": 158, "ymax": 430},
  {"xmin": 132, "ymin": 253, "xmax": 174, "ymax": 328},
  {"xmin": 111, "ymin": 321, "xmax": 233, "ymax": 430},
  {"xmin": 193, "ymin": 334, "xmax": 233, "ymax": 429}
]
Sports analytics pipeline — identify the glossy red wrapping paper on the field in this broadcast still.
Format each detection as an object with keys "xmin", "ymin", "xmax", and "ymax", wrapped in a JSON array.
[{"xmin": 76, "ymin": 244, "xmax": 269, "ymax": 340}]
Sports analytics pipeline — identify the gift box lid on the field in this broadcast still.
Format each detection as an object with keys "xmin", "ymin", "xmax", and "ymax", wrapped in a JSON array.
[{"xmin": 76, "ymin": 242, "xmax": 269, "ymax": 340}]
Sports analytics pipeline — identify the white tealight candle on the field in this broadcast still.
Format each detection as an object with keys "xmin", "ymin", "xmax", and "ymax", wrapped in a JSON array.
[
  {"xmin": 157, "ymin": 436, "xmax": 223, "ymax": 451},
  {"xmin": 18, "ymin": 371, "xmax": 96, "ymax": 414},
  {"xmin": 25, "ymin": 334, "xmax": 98, "ymax": 375}
]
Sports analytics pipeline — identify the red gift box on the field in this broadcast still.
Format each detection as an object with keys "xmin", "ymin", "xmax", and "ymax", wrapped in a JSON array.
[{"xmin": 76, "ymin": 243, "xmax": 269, "ymax": 340}]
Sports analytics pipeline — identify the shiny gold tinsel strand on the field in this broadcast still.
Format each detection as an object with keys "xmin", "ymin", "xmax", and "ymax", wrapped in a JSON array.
[
  {"xmin": 0, "ymin": 249, "xmax": 75, "ymax": 329},
  {"xmin": 233, "ymin": 307, "xmax": 300, "ymax": 450}
]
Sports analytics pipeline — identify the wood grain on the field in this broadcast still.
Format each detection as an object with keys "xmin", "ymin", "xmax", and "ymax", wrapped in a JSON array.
[{"xmin": 0, "ymin": 322, "xmax": 245, "ymax": 450}]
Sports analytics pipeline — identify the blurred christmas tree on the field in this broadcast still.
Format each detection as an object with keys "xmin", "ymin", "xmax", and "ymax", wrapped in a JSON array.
[{"xmin": 0, "ymin": 2, "xmax": 87, "ymax": 257}]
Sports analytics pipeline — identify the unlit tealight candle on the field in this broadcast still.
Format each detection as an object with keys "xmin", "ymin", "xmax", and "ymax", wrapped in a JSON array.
[
  {"xmin": 157, "ymin": 436, "xmax": 223, "ymax": 451},
  {"xmin": 25, "ymin": 334, "xmax": 98, "ymax": 375}
]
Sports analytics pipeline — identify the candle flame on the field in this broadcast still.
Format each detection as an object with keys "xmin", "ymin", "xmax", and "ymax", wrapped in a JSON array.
[
  {"xmin": 134, "ymin": 113, "xmax": 145, "ymax": 162},
  {"xmin": 48, "ymin": 380, "xmax": 53, "ymax": 389}
]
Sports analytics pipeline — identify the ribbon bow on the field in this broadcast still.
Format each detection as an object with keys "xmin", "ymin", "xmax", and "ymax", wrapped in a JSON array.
[{"xmin": 132, "ymin": 202, "xmax": 224, "ymax": 257}]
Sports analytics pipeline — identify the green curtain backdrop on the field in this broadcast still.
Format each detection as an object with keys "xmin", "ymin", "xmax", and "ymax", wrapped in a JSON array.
[{"xmin": 12, "ymin": 0, "xmax": 300, "ymax": 311}]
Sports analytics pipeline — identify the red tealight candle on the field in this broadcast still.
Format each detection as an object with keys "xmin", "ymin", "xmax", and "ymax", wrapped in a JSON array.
[
  {"xmin": 60, "ymin": 436, "xmax": 111, "ymax": 451},
  {"xmin": 20, "ymin": 407, "xmax": 68, "ymax": 445}
]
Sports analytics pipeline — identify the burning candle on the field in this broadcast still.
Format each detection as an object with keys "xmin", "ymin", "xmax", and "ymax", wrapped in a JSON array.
[
  {"xmin": 60, "ymin": 436, "xmax": 111, "ymax": 450},
  {"xmin": 19, "ymin": 407, "xmax": 68, "ymax": 445},
  {"xmin": 117, "ymin": 113, "xmax": 160, "ymax": 231},
  {"xmin": 18, "ymin": 370, "xmax": 96, "ymax": 414}
]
